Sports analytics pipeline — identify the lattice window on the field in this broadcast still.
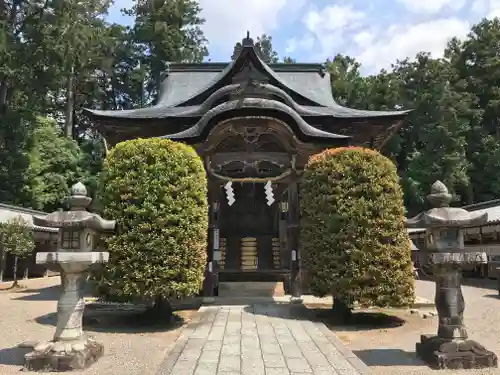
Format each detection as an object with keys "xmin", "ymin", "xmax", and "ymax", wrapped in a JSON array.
[{"xmin": 61, "ymin": 230, "xmax": 80, "ymax": 250}]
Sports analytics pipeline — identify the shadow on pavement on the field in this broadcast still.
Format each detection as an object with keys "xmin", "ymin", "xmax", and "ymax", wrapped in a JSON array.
[
  {"xmin": 483, "ymin": 293, "xmax": 500, "ymax": 299},
  {"xmin": 11, "ymin": 285, "xmax": 60, "ymax": 301},
  {"xmin": 324, "ymin": 311, "xmax": 406, "ymax": 332},
  {"xmin": 202, "ymin": 297, "xmax": 286, "ymax": 306},
  {"xmin": 353, "ymin": 348, "xmax": 426, "ymax": 367},
  {"xmin": 420, "ymin": 275, "xmax": 498, "ymax": 289},
  {"xmin": 461, "ymin": 277, "xmax": 498, "ymax": 290},
  {"xmin": 244, "ymin": 304, "xmax": 407, "ymax": 332},
  {"xmin": 0, "ymin": 346, "xmax": 30, "ymax": 366},
  {"xmin": 34, "ymin": 308, "xmax": 191, "ymax": 334}
]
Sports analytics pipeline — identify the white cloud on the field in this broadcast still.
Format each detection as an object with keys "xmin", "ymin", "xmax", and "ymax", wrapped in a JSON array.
[
  {"xmin": 471, "ymin": 0, "xmax": 500, "ymax": 18},
  {"xmin": 303, "ymin": 5, "xmax": 365, "ymax": 33},
  {"xmin": 396, "ymin": 0, "xmax": 466, "ymax": 13},
  {"xmin": 357, "ymin": 18, "xmax": 470, "ymax": 71},
  {"xmin": 353, "ymin": 31, "xmax": 374, "ymax": 48},
  {"xmin": 299, "ymin": 4, "xmax": 366, "ymax": 58},
  {"xmin": 199, "ymin": 0, "xmax": 306, "ymax": 56},
  {"xmin": 107, "ymin": 0, "xmax": 480, "ymax": 73},
  {"xmin": 287, "ymin": 1, "xmax": 471, "ymax": 72},
  {"xmin": 107, "ymin": 0, "xmax": 304, "ymax": 55},
  {"xmin": 285, "ymin": 35, "xmax": 315, "ymax": 53}
]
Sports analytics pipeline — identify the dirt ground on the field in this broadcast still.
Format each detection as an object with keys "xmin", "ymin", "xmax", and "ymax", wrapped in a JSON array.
[
  {"xmin": 311, "ymin": 278, "xmax": 500, "ymax": 375},
  {"xmin": 0, "ymin": 277, "xmax": 197, "ymax": 375}
]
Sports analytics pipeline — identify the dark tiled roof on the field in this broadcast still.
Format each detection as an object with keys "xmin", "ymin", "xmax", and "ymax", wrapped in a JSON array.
[
  {"xmin": 159, "ymin": 98, "xmax": 351, "ymax": 142},
  {"xmin": 462, "ymin": 199, "xmax": 500, "ymax": 211},
  {"xmin": 157, "ymin": 71, "xmax": 222, "ymax": 108},
  {"xmin": 86, "ymin": 98, "xmax": 408, "ymax": 120},
  {"xmin": 84, "ymin": 37, "xmax": 410, "ymax": 122},
  {"xmin": 86, "ymin": 105, "xmax": 201, "ymax": 119},
  {"xmin": 300, "ymin": 105, "xmax": 410, "ymax": 118}
]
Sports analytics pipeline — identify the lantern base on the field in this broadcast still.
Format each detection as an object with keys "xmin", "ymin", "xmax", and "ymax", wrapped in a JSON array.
[
  {"xmin": 21, "ymin": 337, "xmax": 103, "ymax": 372},
  {"xmin": 416, "ymin": 334, "xmax": 498, "ymax": 370}
]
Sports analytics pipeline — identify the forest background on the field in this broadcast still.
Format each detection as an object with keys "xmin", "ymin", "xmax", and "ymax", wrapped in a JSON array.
[{"xmin": 1, "ymin": 0, "xmax": 500, "ymax": 215}]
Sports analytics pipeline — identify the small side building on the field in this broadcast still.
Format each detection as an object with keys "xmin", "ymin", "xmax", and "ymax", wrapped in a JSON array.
[{"xmin": 0, "ymin": 203, "xmax": 59, "ymax": 280}]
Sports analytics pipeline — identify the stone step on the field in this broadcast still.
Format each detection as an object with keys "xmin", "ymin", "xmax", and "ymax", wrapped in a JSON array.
[{"xmin": 218, "ymin": 281, "xmax": 285, "ymax": 297}]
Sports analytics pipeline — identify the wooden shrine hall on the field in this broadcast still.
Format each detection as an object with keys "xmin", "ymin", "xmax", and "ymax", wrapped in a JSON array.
[{"xmin": 86, "ymin": 33, "xmax": 410, "ymax": 297}]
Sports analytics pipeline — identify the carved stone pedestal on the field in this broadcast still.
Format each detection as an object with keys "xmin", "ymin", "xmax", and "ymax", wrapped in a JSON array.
[
  {"xmin": 20, "ymin": 256, "xmax": 107, "ymax": 372},
  {"xmin": 416, "ymin": 335, "xmax": 497, "ymax": 370},
  {"xmin": 415, "ymin": 262, "xmax": 498, "ymax": 369},
  {"xmin": 21, "ymin": 337, "xmax": 103, "ymax": 371}
]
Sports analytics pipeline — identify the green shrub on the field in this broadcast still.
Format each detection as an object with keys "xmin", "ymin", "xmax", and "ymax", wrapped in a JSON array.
[
  {"xmin": 300, "ymin": 147, "xmax": 414, "ymax": 316},
  {"xmin": 96, "ymin": 138, "xmax": 208, "ymax": 304}
]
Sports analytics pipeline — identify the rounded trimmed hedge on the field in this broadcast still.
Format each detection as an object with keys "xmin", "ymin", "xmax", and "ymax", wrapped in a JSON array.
[
  {"xmin": 300, "ymin": 147, "xmax": 414, "ymax": 313},
  {"xmin": 96, "ymin": 138, "xmax": 208, "ymax": 302}
]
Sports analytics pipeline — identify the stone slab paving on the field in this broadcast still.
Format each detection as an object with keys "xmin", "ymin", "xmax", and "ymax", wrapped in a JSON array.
[{"xmin": 156, "ymin": 304, "xmax": 373, "ymax": 375}]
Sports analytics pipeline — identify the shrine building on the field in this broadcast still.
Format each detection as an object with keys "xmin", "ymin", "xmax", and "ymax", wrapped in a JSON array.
[{"xmin": 85, "ymin": 34, "xmax": 410, "ymax": 297}]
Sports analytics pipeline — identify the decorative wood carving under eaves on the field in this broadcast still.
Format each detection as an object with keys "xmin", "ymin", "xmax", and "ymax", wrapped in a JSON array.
[
  {"xmin": 197, "ymin": 117, "xmax": 317, "ymax": 156},
  {"xmin": 198, "ymin": 117, "xmax": 321, "ymax": 183}
]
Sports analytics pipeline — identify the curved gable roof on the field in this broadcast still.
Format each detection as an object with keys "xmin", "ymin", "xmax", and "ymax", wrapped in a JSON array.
[
  {"xmin": 276, "ymin": 71, "xmax": 335, "ymax": 107},
  {"xmin": 156, "ymin": 67, "xmax": 336, "ymax": 109},
  {"xmin": 157, "ymin": 71, "xmax": 222, "ymax": 108},
  {"xmin": 84, "ymin": 34, "xmax": 410, "ymax": 121},
  {"xmin": 161, "ymin": 98, "xmax": 351, "ymax": 141},
  {"xmin": 156, "ymin": 37, "xmax": 331, "ymax": 108}
]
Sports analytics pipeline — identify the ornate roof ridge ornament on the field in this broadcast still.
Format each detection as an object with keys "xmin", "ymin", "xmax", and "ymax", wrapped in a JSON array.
[
  {"xmin": 242, "ymin": 30, "xmax": 254, "ymax": 46},
  {"xmin": 232, "ymin": 31, "xmax": 255, "ymax": 58}
]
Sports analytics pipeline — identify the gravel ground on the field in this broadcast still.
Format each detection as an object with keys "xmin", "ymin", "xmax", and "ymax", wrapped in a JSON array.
[
  {"xmin": 3, "ymin": 276, "xmax": 499, "ymax": 375},
  {"xmin": 0, "ymin": 277, "xmax": 194, "ymax": 375},
  {"xmin": 333, "ymin": 278, "xmax": 500, "ymax": 375}
]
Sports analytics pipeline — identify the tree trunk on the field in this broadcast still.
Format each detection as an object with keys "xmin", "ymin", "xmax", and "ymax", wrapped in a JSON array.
[
  {"xmin": 12, "ymin": 256, "xmax": 18, "ymax": 287},
  {"xmin": 148, "ymin": 296, "xmax": 173, "ymax": 323},
  {"xmin": 0, "ymin": 83, "xmax": 7, "ymax": 114},
  {"xmin": 0, "ymin": 0, "xmax": 20, "ymax": 115},
  {"xmin": 332, "ymin": 297, "xmax": 353, "ymax": 322},
  {"xmin": 65, "ymin": 64, "xmax": 75, "ymax": 138},
  {"xmin": 23, "ymin": 266, "xmax": 28, "ymax": 280}
]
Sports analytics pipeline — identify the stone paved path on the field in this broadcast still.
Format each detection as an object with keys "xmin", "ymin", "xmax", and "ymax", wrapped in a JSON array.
[{"xmin": 156, "ymin": 304, "xmax": 372, "ymax": 375}]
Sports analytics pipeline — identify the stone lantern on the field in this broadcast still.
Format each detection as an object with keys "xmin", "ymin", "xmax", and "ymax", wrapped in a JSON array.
[
  {"xmin": 20, "ymin": 182, "xmax": 115, "ymax": 371},
  {"xmin": 406, "ymin": 181, "xmax": 497, "ymax": 369}
]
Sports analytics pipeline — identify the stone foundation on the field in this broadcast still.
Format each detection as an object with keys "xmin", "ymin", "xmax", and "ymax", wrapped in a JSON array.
[
  {"xmin": 416, "ymin": 334, "xmax": 498, "ymax": 370},
  {"xmin": 22, "ymin": 338, "xmax": 103, "ymax": 372}
]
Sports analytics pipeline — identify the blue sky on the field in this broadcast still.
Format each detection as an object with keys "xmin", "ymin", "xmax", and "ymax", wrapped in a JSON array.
[{"xmin": 107, "ymin": 0, "xmax": 499, "ymax": 73}]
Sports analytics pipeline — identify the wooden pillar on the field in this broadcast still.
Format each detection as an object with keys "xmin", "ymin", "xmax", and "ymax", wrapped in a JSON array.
[
  {"xmin": 288, "ymin": 178, "xmax": 301, "ymax": 297},
  {"xmin": 212, "ymin": 184, "xmax": 222, "ymax": 296},
  {"xmin": 279, "ymin": 204, "xmax": 288, "ymax": 270},
  {"xmin": 204, "ymin": 180, "xmax": 219, "ymax": 296}
]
